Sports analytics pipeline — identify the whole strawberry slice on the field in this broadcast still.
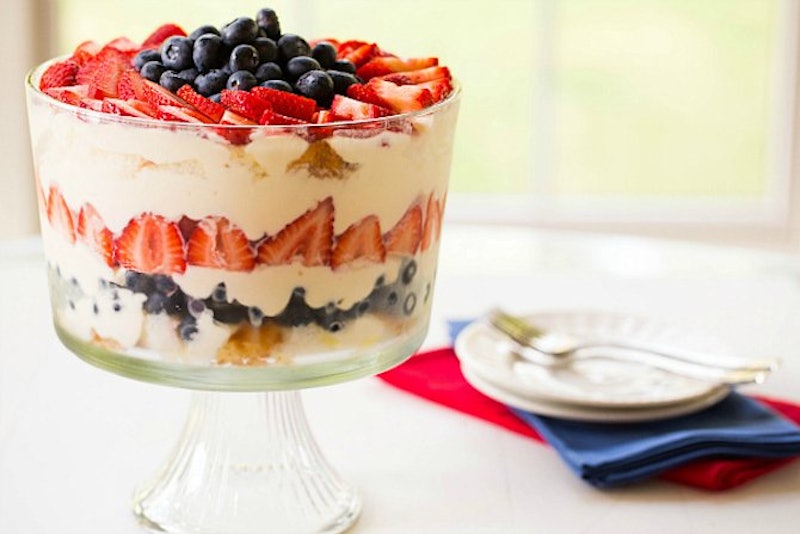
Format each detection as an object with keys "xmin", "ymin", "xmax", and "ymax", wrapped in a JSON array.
[
  {"xmin": 45, "ymin": 85, "xmax": 90, "ymax": 106},
  {"xmin": 40, "ymin": 60, "xmax": 79, "ymax": 91},
  {"xmin": 71, "ymin": 40, "xmax": 101, "ymax": 66},
  {"xmin": 365, "ymin": 79, "xmax": 433, "ymax": 113},
  {"xmin": 76, "ymin": 47, "xmax": 131, "ymax": 98},
  {"xmin": 420, "ymin": 194, "xmax": 443, "ymax": 252},
  {"xmin": 116, "ymin": 70, "xmax": 147, "ymax": 101},
  {"xmin": 102, "ymin": 98, "xmax": 158, "ymax": 118},
  {"xmin": 141, "ymin": 80, "xmax": 190, "ymax": 108},
  {"xmin": 259, "ymin": 109, "xmax": 308, "ymax": 125},
  {"xmin": 220, "ymin": 90, "xmax": 270, "ymax": 122},
  {"xmin": 141, "ymin": 23, "xmax": 187, "ymax": 50},
  {"xmin": 46, "ymin": 186, "xmax": 76, "ymax": 244},
  {"xmin": 357, "ymin": 57, "xmax": 438, "ymax": 81},
  {"xmin": 177, "ymin": 85, "xmax": 225, "ymax": 122},
  {"xmin": 378, "ymin": 66, "xmax": 451, "ymax": 86},
  {"xmin": 257, "ymin": 198, "xmax": 334, "ymax": 267},
  {"xmin": 115, "ymin": 213, "xmax": 186, "ymax": 275},
  {"xmin": 251, "ymin": 86, "xmax": 316, "ymax": 122},
  {"xmin": 157, "ymin": 105, "xmax": 215, "ymax": 123},
  {"xmin": 331, "ymin": 215, "xmax": 386, "ymax": 269},
  {"xmin": 330, "ymin": 95, "xmax": 393, "ymax": 121},
  {"xmin": 383, "ymin": 204, "xmax": 423, "ymax": 255},
  {"xmin": 187, "ymin": 216, "xmax": 256, "ymax": 272},
  {"xmin": 76, "ymin": 203, "xmax": 115, "ymax": 267}
]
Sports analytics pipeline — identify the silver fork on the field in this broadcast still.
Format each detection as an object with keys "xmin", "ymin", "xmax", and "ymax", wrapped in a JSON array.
[{"xmin": 487, "ymin": 309, "xmax": 779, "ymax": 385}]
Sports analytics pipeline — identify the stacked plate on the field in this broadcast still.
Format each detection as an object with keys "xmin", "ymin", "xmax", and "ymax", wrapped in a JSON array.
[{"xmin": 454, "ymin": 311, "xmax": 740, "ymax": 422}]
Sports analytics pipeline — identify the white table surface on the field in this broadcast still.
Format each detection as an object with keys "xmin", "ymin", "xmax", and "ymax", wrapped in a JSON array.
[{"xmin": 1, "ymin": 224, "xmax": 799, "ymax": 533}]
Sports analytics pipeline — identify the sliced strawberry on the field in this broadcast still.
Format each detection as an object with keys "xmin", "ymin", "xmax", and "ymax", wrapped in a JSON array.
[
  {"xmin": 39, "ymin": 60, "xmax": 79, "ymax": 91},
  {"xmin": 71, "ymin": 40, "xmax": 101, "ymax": 66},
  {"xmin": 46, "ymin": 186, "xmax": 76, "ymax": 244},
  {"xmin": 44, "ymin": 85, "xmax": 90, "ymax": 106},
  {"xmin": 104, "ymin": 36, "xmax": 141, "ymax": 55},
  {"xmin": 314, "ymin": 110, "xmax": 334, "ymax": 123},
  {"xmin": 259, "ymin": 108, "xmax": 307, "ymax": 125},
  {"xmin": 217, "ymin": 110, "xmax": 256, "ymax": 145},
  {"xmin": 257, "ymin": 198, "xmax": 334, "ymax": 267},
  {"xmin": 78, "ymin": 97, "xmax": 105, "ymax": 111},
  {"xmin": 102, "ymin": 98, "xmax": 158, "ymax": 118},
  {"xmin": 117, "ymin": 69, "xmax": 147, "ymax": 100},
  {"xmin": 220, "ymin": 89, "xmax": 270, "ymax": 122},
  {"xmin": 158, "ymin": 105, "xmax": 215, "ymax": 123},
  {"xmin": 330, "ymin": 94, "xmax": 393, "ymax": 121},
  {"xmin": 378, "ymin": 66, "xmax": 451, "ymax": 85},
  {"xmin": 331, "ymin": 215, "xmax": 386, "ymax": 269},
  {"xmin": 341, "ymin": 42, "xmax": 380, "ymax": 68},
  {"xmin": 141, "ymin": 23, "xmax": 187, "ymax": 50},
  {"xmin": 357, "ymin": 57, "xmax": 438, "ymax": 81},
  {"xmin": 346, "ymin": 83, "xmax": 392, "ymax": 108},
  {"xmin": 114, "ymin": 213, "xmax": 186, "ymax": 275},
  {"xmin": 76, "ymin": 47, "xmax": 131, "ymax": 98},
  {"xmin": 336, "ymin": 40, "xmax": 371, "ymax": 59},
  {"xmin": 420, "ymin": 194, "xmax": 442, "ymax": 252},
  {"xmin": 176, "ymin": 85, "xmax": 225, "ymax": 122},
  {"xmin": 250, "ymin": 86, "xmax": 316, "ymax": 121},
  {"xmin": 384, "ymin": 204, "xmax": 423, "ymax": 255},
  {"xmin": 365, "ymin": 79, "xmax": 433, "ymax": 113},
  {"xmin": 417, "ymin": 78, "xmax": 454, "ymax": 104},
  {"xmin": 76, "ymin": 203, "xmax": 115, "ymax": 267},
  {"xmin": 141, "ymin": 79, "xmax": 190, "ymax": 108},
  {"xmin": 186, "ymin": 216, "xmax": 256, "ymax": 272}
]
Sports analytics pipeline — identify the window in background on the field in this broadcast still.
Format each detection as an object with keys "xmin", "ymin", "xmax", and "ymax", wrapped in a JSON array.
[{"xmin": 46, "ymin": 0, "xmax": 798, "ymax": 249}]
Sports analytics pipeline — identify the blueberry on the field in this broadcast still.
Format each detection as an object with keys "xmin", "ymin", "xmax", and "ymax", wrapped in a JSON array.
[
  {"xmin": 229, "ymin": 44, "xmax": 260, "ymax": 72},
  {"xmin": 193, "ymin": 34, "xmax": 224, "ymax": 72},
  {"xmin": 134, "ymin": 48, "xmax": 161, "ymax": 71},
  {"xmin": 403, "ymin": 293, "xmax": 417, "ymax": 315},
  {"xmin": 209, "ymin": 92, "xmax": 222, "ymax": 103},
  {"xmin": 195, "ymin": 69, "xmax": 228, "ymax": 96},
  {"xmin": 153, "ymin": 275, "xmax": 177, "ymax": 295},
  {"xmin": 159, "ymin": 70, "xmax": 186, "ymax": 92},
  {"xmin": 176, "ymin": 68, "xmax": 199, "ymax": 88},
  {"xmin": 211, "ymin": 283, "xmax": 227, "ymax": 302},
  {"xmin": 331, "ymin": 59, "xmax": 356, "ymax": 75},
  {"xmin": 286, "ymin": 56, "xmax": 321, "ymax": 83},
  {"xmin": 277, "ymin": 34, "xmax": 311, "ymax": 63},
  {"xmin": 124, "ymin": 271, "xmax": 155, "ymax": 293},
  {"xmin": 254, "ymin": 62, "xmax": 282, "ymax": 83},
  {"xmin": 401, "ymin": 260, "xmax": 417, "ymax": 285},
  {"xmin": 188, "ymin": 24, "xmax": 220, "ymax": 41},
  {"xmin": 312, "ymin": 42, "xmax": 337, "ymax": 69},
  {"xmin": 160, "ymin": 36, "xmax": 194, "ymax": 71},
  {"xmin": 178, "ymin": 317, "xmax": 199, "ymax": 341},
  {"xmin": 260, "ymin": 79, "xmax": 292, "ymax": 92},
  {"xmin": 252, "ymin": 37, "xmax": 278, "ymax": 63},
  {"xmin": 222, "ymin": 17, "xmax": 259, "ymax": 47},
  {"xmin": 276, "ymin": 288, "xmax": 316, "ymax": 326},
  {"xmin": 144, "ymin": 292, "xmax": 167, "ymax": 314},
  {"xmin": 188, "ymin": 298, "xmax": 207, "ymax": 317},
  {"xmin": 209, "ymin": 301, "xmax": 248, "ymax": 324},
  {"xmin": 294, "ymin": 70, "xmax": 335, "ymax": 107},
  {"xmin": 327, "ymin": 70, "xmax": 359, "ymax": 95},
  {"xmin": 248, "ymin": 306, "xmax": 264, "ymax": 326},
  {"xmin": 140, "ymin": 61, "xmax": 167, "ymax": 83},
  {"xmin": 227, "ymin": 70, "xmax": 258, "ymax": 91},
  {"xmin": 256, "ymin": 8, "xmax": 281, "ymax": 40}
]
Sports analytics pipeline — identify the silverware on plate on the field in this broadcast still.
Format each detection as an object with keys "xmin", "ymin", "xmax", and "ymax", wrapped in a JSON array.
[{"xmin": 487, "ymin": 309, "xmax": 779, "ymax": 386}]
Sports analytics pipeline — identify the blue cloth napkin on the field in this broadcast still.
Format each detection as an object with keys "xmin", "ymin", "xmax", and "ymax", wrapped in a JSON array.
[{"xmin": 449, "ymin": 319, "xmax": 800, "ymax": 488}]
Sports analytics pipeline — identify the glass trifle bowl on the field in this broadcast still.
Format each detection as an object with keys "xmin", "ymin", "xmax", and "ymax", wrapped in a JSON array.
[{"xmin": 26, "ymin": 48, "xmax": 459, "ymax": 531}]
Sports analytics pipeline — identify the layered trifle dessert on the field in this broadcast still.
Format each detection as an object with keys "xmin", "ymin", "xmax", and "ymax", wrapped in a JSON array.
[{"xmin": 27, "ymin": 7, "xmax": 459, "ymax": 385}]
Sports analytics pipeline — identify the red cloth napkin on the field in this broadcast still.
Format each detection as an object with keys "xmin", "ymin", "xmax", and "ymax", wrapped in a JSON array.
[{"xmin": 377, "ymin": 347, "xmax": 800, "ymax": 491}]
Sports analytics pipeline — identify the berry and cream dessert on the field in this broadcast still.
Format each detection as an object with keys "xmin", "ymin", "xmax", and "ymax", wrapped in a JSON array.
[{"xmin": 27, "ymin": 7, "xmax": 459, "ymax": 385}]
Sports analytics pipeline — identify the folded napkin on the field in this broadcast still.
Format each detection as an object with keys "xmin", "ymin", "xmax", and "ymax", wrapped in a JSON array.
[{"xmin": 378, "ymin": 346, "xmax": 800, "ymax": 490}]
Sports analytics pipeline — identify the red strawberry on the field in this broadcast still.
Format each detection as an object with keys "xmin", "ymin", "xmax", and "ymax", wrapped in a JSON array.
[
  {"xmin": 378, "ymin": 66, "xmax": 451, "ymax": 86},
  {"xmin": 220, "ymin": 89, "xmax": 270, "ymax": 122},
  {"xmin": 78, "ymin": 98, "xmax": 105, "ymax": 111},
  {"xmin": 336, "ymin": 40, "xmax": 371, "ymax": 59},
  {"xmin": 104, "ymin": 36, "xmax": 141, "ymax": 55},
  {"xmin": 315, "ymin": 110, "xmax": 334, "ymax": 123},
  {"xmin": 186, "ymin": 216, "xmax": 256, "ymax": 272},
  {"xmin": 117, "ymin": 70, "xmax": 147, "ymax": 100},
  {"xmin": 384, "ymin": 204, "xmax": 423, "ymax": 255},
  {"xmin": 102, "ymin": 98, "xmax": 158, "ymax": 118},
  {"xmin": 346, "ymin": 83, "xmax": 393, "ymax": 108},
  {"xmin": 331, "ymin": 215, "xmax": 386, "ymax": 269},
  {"xmin": 39, "ymin": 60, "xmax": 79, "ymax": 91},
  {"xmin": 330, "ymin": 95, "xmax": 393, "ymax": 121},
  {"xmin": 76, "ymin": 47, "xmax": 131, "ymax": 98},
  {"xmin": 44, "ymin": 85, "xmax": 90, "ymax": 106},
  {"xmin": 46, "ymin": 186, "xmax": 76, "ymax": 244},
  {"xmin": 114, "ymin": 213, "xmax": 186, "ymax": 275},
  {"xmin": 259, "ymin": 108, "xmax": 307, "ymax": 125},
  {"xmin": 71, "ymin": 40, "xmax": 101, "ymax": 66},
  {"xmin": 365, "ymin": 79, "xmax": 433, "ymax": 113},
  {"xmin": 417, "ymin": 78, "xmax": 454, "ymax": 103},
  {"xmin": 176, "ymin": 85, "xmax": 225, "ymax": 122},
  {"xmin": 217, "ymin": 110, "xmax": 256, "ymax": 145},
  {"xmin": 157, "ymin": 105, "xmax": 215, "ymax": 123},
  {"xmin": 251, "ymin": 86, "xmax": 316, "ymax": 121},
  {"xmin": 420, "ymin": 194, "xmax": 442, "ymax": 251},
  {"xmin": 257, "ymin": 198, "xmax": 334, "ymax": 267},
  {"xmin": 141, "ymin": 79, "xmax": 190, "ymax": 108},
  {"xmin": 76, "ymin": 203, "xmax": 115, "ymax": 267},
  {"xmin": 341, "ymin": 42, "xmax": 380, "ymax": 68},
  {"xmin": 141, "ymin": 23, "xmax": 187, "ymax": 50},
  {"xmin": 357, "ymin": 57, "xmax": 438, "ymax": 81}
]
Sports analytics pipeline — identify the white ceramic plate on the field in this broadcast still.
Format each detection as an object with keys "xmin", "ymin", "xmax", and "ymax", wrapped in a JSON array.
[
  {"xmin": 461, "ymin": 363, "xmax": 732, "ymax": 422},
  {"xmin": 454, "ymin": 311, "xmax": 733, "ymax": 409}
]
